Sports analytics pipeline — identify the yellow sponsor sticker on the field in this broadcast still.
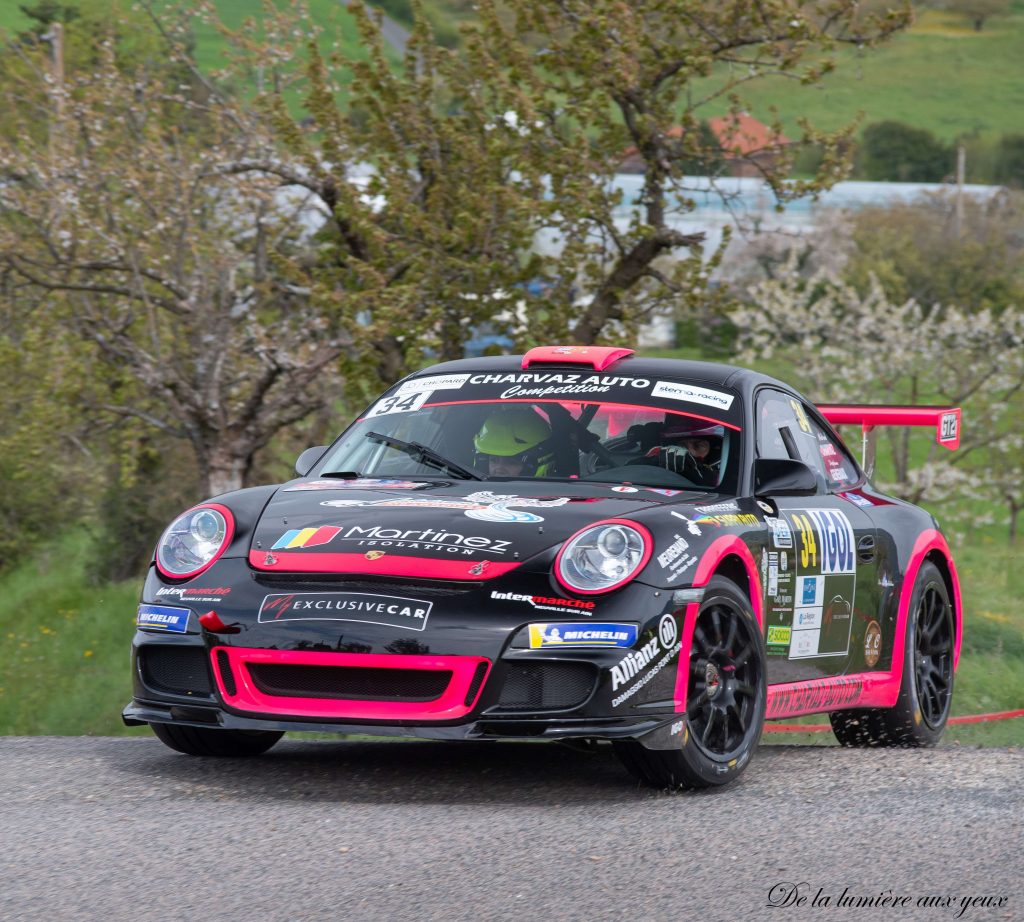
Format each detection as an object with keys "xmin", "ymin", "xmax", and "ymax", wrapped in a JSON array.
[{"xmin": 767, "ymin": 625, "xmax": 792, "ymax": 645}]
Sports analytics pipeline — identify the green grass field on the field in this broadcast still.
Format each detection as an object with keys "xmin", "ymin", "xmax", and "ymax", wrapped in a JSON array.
[
  {"xmin": 3, "ymin": 3, "xmax": 1024, "ymax": 144},
  {"xmin": 692, "ymin": 6, "xmax": 1024, "ymax": 143}
]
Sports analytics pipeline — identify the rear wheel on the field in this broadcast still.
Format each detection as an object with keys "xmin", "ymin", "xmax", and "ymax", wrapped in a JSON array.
[
  {"xmin": 614, "ymin": 575, "xmax": 766, "ymax": 789},
  {"xmin": 150, "ymin": 722, "xmax": 284, "ymax": 757},
  {"xmin": 831, "ymin": 560, "xmax": 954, "ymax": 747}
]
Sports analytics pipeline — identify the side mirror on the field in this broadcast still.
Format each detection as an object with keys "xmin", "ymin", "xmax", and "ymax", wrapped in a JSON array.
[
  {"xmin": 753, "ymin": 458, "xmax": 818, "ymax": 497},
  {"xmin": 295, "ymin": 445, "xmax": 329, "ymax": 477}
]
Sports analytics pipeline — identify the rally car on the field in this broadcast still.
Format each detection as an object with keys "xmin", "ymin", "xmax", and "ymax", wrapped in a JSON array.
[{"xmin": 124, "ymin": 346, "xmax": 962, "ymax": 789}]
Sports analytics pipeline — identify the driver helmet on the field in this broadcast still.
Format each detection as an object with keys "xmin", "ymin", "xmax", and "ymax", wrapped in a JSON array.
[
  {"xmin": 473, "ymin": 407, "xmax": 554, "ymax": 475},
  {"xmin": 660, "ymin": 417, "xmax": 725, "ymax": 464}
]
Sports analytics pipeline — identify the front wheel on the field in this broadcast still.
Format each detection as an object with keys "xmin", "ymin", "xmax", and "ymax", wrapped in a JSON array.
[
  {"xmin": 830, "ymin": 560, "xmax": 954, "ymax": 747},
  {"xmin": 614, "ymin": 575, "xmax": 766, "ymax": 789},
  {"xmin": 150, "ymin": 722, "xmax": 284, "ymax": 757}
]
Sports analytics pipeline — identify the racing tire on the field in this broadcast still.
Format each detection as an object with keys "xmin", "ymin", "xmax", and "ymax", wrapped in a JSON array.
[
  {"xmin": 830, "ymin": 560, "xmax": 954, "ymax": 747},
  {"xmin": 150, "ymin": 722, "xmax": 284, "ymax": 757},
  {"xmin": 613, "ymin": 575, "xmax": 766, "ymax": 789}
]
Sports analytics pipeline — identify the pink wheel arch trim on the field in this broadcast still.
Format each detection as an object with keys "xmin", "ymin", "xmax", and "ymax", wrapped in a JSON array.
[
  {"xmin": 211, "ymin": 647, "xmax": 491, "ymax": 720},
  {"xmin": 672, "ymin": 535, "xmax": 764, "ymax": 713}
]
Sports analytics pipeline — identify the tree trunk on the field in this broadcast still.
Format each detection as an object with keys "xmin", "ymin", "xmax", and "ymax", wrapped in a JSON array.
[
  {"xmin": 202, "ymin": 444, "xmax": 251, "ymax": 497},
  {"xmin": 1009, "ymin": 502, "xmax": 1019, "ymax": 546}
]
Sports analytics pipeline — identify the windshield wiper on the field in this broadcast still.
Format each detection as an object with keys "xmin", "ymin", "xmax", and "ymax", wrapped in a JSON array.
[
  {"xmin": 318, "ymin": 471, "xmax": 363, "ymax": 478},
  {"xmin": 365, "ymin": 431, "xmax": 482, "ymax": 481}
]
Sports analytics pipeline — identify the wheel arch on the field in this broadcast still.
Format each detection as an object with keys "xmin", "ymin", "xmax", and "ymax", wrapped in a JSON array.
[
  {"xmin": 895, "ymin": 530, "xmax": 963, "ymax": 676},
  {"xmin": 691, "ymin": 535, "xmax": 763, "ymax": 630}
]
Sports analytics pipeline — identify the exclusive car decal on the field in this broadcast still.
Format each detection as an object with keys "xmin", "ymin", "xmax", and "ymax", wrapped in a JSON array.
[
  {"xmin": 864, "ymin": 620, "xmax": 883, "ymax": 667},
  {"xmin": 258, "ymin": 592, "xmax": 434, "ymax": 630},
  {"xmin": 528, "ymin": 623, "xmax": 638, "ymax": 648},
  {"xmin": 136, "ymin": 604, "xmax": 190, "ymax": 633}
]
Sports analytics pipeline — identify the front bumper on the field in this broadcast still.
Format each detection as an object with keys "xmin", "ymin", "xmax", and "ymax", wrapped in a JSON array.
[{"xmin": 126, "ymin": 558, "xmax": 691, "ymax": 749}]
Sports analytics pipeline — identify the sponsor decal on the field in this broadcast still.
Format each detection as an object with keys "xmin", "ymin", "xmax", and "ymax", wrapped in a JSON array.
[
  {"xmin": 321, "ymin": 491, "xmax": 570, "ymax": 525},
  {"xmin": 338, "ymin": 524, "xmax": 512, "ymax": 556},
  {"xmin": 646, "ymin": 488, "xmax": 684, "ymax": 497},
  {"xmin": 395, "ymin": 373, "xmax": 470, "ymax": 394},
  {"xmin": 670, "ymin": 510, "xmax": 702, "ymax": 536},
  {"xmin": 766, "ymin": 676, "xmax": 864, "ymax": 718},
  {"xmin": 468, "ymin": 561, "xmax": 489, "ymax": 576},
  {"xmin": 365, "ymin": 390, "xmax": 431, "ymax": 418},
  {"xmin": 491, "ymin": 590, "xmax": 596, "ymax": 614},
  {"xmin": 670, "ymin": 719, "xmax": 684, "ymax": 736},
  {"xmin": 651, "ymin": 380, "xmax": 735, "ymax": 410},
  {"xmin": 263, "ymin": 553, "xmax": 277, "ymax": 565},
  {"xmin": 611, "ymin": 614, "xmax": 678, "ymax": 693},
  {"xmin": 790, "ymin": 510, "xmax": 854, "ymax": 575},
  {"xmin": 365, "ymin": 550, "xmax": 386, "ymax": 560},
  {"xmin": 864, "ymin": 620, "xmax": 882, "ymax": 667},
  {"xmin": 765, "ymin": 516, "xmax": 793, "ymax": 549},
  {"xmin": 799, "ymin": 575, "xmax": 823, "ymax": 607},
  {"xmin": 272, "ymin": 526, "xmax": 342, "ymax": 550},
  {"xmin": 528, "ymin": 623, "xmax": 638, "ymax": 648},
  {"xmin": 258, "ymin": 592, "xmax": 433, "ymax": 630},
  {"xmin": 612, "ymin": 486, "xmax": 638, "ymax": 493},
  {"xmin": 693, "ymin": 513, "xmax": 759, "ymax": 528},
  {"xmin": 657, "ymin": 534, "xmax": 699, "ymax": 583},
  {"xmin": 794, "ymin": 607, "xmax": 822, "ymax": 630},
  {"xmin": 136, "ymin": 604, "xmax": 190, "ymax": 633},
  {"xmin": 766, "ymin": 625, "xmax": 791, "ymax": 646},
  {"xmin": 757, "ymin": 500, "xmax": 774, "ymax": 514},
  {"xmin": 839, "ymin": 491, "xmax": 874, "ymax": 509},
  {"xmin": 284, "ymin": 479, "xmax": 430, "ymax": 492},
  {"xmin": 789, "ymin": 398, "xmax": 811, "ymax": 434},
  {"xmin": 940, "ymin": 411, "xmax": 958, "ymax": 443},
  {"xmin": 464, "ymin": 371, "xmax": 650, "ymax": 400},
  {"xmin": 694, "ymin": 500, "xmax": 740, "ymax": 514},
  {"xmin": 286, "ymin": 483, "xmax": 430, "ymax": 489},
  {"xmin": 156, "ymin": 586, "xmax": 232, "ymax": 603}
]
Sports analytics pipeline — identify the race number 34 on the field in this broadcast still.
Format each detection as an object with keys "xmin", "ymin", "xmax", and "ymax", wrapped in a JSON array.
[{"xmin": 366, "ymin": 390, "xmax": 431, "ymax": 418}]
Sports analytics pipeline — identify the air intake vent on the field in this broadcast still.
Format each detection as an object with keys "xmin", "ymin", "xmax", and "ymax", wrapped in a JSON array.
[
  {"xmin": 249, "ymin": 663, "xmax": 452, "ymax": 702},
  {"xmin": 490, "ymin": 662, "xmax": 597, "ymax": 712},
  {"xmin": 141, "ymin": 646, "xmax": 212, "ymax": 696},
  {"xmin": 216, "ymin": 649, "xmax": 237, "ymax": 697}
]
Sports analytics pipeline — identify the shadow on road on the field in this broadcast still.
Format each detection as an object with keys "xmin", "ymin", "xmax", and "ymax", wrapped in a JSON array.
[{"xmin": 109, "ymin": 736, "xmax": 751, "ymax": 805}]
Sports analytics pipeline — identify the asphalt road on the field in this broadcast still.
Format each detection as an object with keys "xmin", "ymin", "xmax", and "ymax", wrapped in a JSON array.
[{"xmin": 0, "ymin": 737, "xmax": 1020, "ymax": 922}]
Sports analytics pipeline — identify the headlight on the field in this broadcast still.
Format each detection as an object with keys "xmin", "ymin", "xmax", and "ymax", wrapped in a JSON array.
[
  {"xmin": 555, "ymin": 520, "xmax": 652, "ymax": 594},
  {"xmin": 155, "ymin": 503, "xmax": 234, "ymax": 579}
]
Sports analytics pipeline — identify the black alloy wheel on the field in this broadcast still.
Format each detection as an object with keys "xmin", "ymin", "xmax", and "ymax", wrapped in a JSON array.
[
  {"xmin": 687, "ymin": 599, "xmax": 761, "ymax": 759},
  {"xmin": 914, "ymin": 581, "xmax": 954, "ymax": 730},
  {"xmin": 831, "ymin": 560, "xmax": 954, "ymax": 747},
  {"xmin": 613, "ymin": 575, "xmax": 765, "ymax": 790}
]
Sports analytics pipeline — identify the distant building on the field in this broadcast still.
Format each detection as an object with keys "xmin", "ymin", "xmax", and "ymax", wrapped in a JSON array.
[{"xmin": 618, "ymin": 113, "xmax": 790, "ymax": 176}]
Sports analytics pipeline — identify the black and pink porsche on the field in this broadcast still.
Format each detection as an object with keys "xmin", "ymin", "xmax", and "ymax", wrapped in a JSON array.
[{"xmin": 124, "ymin": 346, "xmax": 963, "ymax": 789}]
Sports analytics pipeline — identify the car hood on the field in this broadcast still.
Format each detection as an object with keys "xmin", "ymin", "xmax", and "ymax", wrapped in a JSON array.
[{"xmin": 248, "ymin": 478, "xmax": 709, "ymax": 580}]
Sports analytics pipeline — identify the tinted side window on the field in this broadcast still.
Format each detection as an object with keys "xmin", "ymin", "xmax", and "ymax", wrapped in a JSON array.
[
  {"xmin": 755, "ymin": 389, "xmax": 825, "ymax": 479},
  {"xmin": 806, "ymin": 415, "xmax": 860, "ymax": 489}
]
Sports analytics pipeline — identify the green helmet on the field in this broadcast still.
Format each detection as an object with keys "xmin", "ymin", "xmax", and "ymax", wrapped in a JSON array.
[{"xmin": 474, "ymin": 408, "xmax": 551, "ymax": 457}]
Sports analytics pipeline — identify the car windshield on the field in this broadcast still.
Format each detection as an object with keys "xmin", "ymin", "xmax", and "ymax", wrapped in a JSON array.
[{"xmin": 319, "ymin": 379, "xmax": 742, "ymax": 492}]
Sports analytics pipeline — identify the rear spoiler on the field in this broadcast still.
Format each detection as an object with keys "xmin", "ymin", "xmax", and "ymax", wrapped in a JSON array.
[{"xmin": 817, "ymin": 405, "xmax": 961, "ymax": 478}]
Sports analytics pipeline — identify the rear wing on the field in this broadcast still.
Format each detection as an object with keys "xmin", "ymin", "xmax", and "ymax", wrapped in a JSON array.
[{"xmin": 816, "ymin": 405, "xmax": 961, "ymax": 478}]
